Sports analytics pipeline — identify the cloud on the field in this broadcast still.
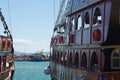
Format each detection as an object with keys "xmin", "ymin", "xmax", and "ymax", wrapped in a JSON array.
[
  {"xmin": 13, "ymin": 39, "xmax": 32, "ymax": 45},
  {"xmin": 13, "ymin": 39, "xmax": 50, "ymax": 53}
]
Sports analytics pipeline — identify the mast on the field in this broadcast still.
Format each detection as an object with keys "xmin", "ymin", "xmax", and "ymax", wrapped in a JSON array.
[
  {"xmin": 0, "ymin": 9, "xmax": 13, "ymax": 40},
  {"xmin": 55, "ymin": 0, "xmax": 70, "ymax": 28}
]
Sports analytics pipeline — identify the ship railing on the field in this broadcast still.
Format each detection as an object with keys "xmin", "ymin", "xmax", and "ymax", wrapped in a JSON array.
[
  {"xmin": 73, "ymin": 66, "xmax": 101, "ymax": 80},
  {"xmin": 0, "ymin": 68, "xmax": 10, "ymax": 80},
  {"xmin": 73, "ymin": 72, "xmax": 87, "ymax": 80},
  {"xmin": 0, "ymin": 51, "xmax": 11, "ymax": 56},
  {"xmin": 50, "ymin": 33, "xmax": 69, "ymax": 45}
]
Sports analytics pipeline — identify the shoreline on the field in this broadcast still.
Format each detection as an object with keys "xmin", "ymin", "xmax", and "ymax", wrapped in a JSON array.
[{"xmin": 15, "ymin": 60, "xmax": 50, "ymax": 62}]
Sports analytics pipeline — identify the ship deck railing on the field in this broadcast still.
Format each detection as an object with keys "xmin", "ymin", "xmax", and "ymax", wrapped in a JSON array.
[{"xmin": 0, "ymin": 68, "xmax": 10, "ymax": 80}]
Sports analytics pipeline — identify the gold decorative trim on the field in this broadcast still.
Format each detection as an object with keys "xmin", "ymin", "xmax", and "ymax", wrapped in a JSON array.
[{"xmin": 111, "ymin": 48, "xmax": 120, "ymax": 69}]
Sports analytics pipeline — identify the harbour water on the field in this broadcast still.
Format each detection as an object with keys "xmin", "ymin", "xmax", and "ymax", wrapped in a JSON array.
[{"xmin": 13, "ymin": 61, "xmax": 50, "ymax": 80}]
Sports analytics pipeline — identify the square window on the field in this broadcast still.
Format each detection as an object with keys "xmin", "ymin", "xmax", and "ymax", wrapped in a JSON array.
[{"xmin": 113, "ymin": 59, "xmax": 120, "ymax": 67}]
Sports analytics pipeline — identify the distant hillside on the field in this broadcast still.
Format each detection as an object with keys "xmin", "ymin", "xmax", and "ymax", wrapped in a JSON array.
[
  {"xmin": 14, "ymin": 50, "xmax": 50, "ymax": 56},
  {"xmin": 14, "ymin": 51, "xmax": 33, "ymax": 55},
  {"xmin": 44, "ymin": 52, "xmax": 50, "ymax": 55}
]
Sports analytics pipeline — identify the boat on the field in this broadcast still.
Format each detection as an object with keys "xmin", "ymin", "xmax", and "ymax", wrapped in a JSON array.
[
  {"xmin": 0, "ymin": 9, "xmax": 15, "ymax": 80},
  {"xmin": 30, "ymin": 51, "xmax": 49, "ymax": 61},
  {"xmin": 45, "ymin": 0, "xmax": 120, "ymax": 80}
]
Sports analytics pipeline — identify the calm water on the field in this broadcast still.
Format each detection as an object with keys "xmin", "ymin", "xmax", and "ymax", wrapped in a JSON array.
[{"xmin": 13, "ymin": 61, "xmax": 50, "ymax": 80}]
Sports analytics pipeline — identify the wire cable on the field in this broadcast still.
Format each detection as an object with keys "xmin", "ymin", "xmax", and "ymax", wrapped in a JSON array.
[{"xmin": 7, "ymin": 0, "xmax": 13, "ymax": 35}]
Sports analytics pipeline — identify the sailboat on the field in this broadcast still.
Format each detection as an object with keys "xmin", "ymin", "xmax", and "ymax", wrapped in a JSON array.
[{"xmin": 0, "ymin": 9, "xmax": 15, "ymax": 80}]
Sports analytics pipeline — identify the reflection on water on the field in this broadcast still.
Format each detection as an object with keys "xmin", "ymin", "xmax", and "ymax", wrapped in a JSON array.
[{"xmin": 13, "ymin": 61, "xmax": 50, "ymax": 80}]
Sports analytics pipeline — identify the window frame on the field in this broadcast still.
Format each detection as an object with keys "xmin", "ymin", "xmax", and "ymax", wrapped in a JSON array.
[
  {"xmin": 77, "ymin": 14, "xmax": 83, "ymax": 30},
  {"xmin": 74, "ymin": 52, "xmax": 79, "ymax": 68},
  {"xmin": 81, "ymin": 52, "xmax": 87, "ymax": 69},
  {"xmin": 92, "ymin": 6, "xmax": 102, "ymax": 27},
  {"xmin": 111, "ymin": 48, "xmax": 120, "ymax": 69},
  {"xmin": 70, "ymin": 17, "xmax": 75, "ymax": 33},
  {"xmin": 83, "ymin": 11, "xmax": 90, "ymax": 29}
]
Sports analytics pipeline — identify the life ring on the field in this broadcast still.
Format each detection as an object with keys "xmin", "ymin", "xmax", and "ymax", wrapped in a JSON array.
[
  {"xmin": 93, "ymin": 29, "xmax": 101, "ymax": 41},
  {"xmin": 44, "ymin": 66, "xmax": 51, "ymax": 75}
]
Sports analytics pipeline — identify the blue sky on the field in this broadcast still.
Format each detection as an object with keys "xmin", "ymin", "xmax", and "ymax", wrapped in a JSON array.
[{"xmin": 0, "ymin": 0, "xmax": 59, "ymax": 53}]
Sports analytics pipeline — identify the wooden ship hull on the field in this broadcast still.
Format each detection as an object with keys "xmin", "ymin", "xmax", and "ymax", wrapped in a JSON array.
[
  {"xmin": 0, "ymin": 9, "xmax": 15, "ymax": 80},
  {"xmin": 44, "ymin": 0, "xmax": 120, "ymax": 80}
]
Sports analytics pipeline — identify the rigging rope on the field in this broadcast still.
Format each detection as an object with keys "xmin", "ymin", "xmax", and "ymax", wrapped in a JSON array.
[
  {"xmin": 55, "ymin": 0, "xmax": 65, "ymax": 26},
  {"xmin": 53, "ymin": 0, "xmax": 55, "ymax": 27},
  {"xmin": 0, "ymin": 9, "xmax": 12, "ymax": 39},
  {"xmin": 7, "ymin": 0, "xmax": 13, "ymax": 35}
]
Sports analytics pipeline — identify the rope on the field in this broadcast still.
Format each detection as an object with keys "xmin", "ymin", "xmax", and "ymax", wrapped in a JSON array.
[
  {"xmin": 53, "ymin": 0, "xmax": 55, "ymax": 27},
  {"xmin": 7, "ymin": 0, "xmax": 13, "ymax": 35}
]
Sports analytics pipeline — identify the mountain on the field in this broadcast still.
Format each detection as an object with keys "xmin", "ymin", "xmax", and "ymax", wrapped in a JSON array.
[
  {"xmin": 14, "ymin": 50, "xmax": 50, "ymax": 56},
  {"xmin": 14, "ymin": 51, "xmax": 33, "ymax": 55}
]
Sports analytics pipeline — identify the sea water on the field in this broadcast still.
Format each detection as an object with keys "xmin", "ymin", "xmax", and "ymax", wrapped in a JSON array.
[{"xmin": 13, "ymin": 61, "xmax": 50, "ymax": 80}]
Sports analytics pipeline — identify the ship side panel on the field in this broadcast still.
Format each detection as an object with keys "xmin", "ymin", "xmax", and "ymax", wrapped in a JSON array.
[
  {"xmin": 103, "ymin": 48, "xmax": 113, "ymax": 72},
  {"xmin": 104, "ymin": 0, "xmax": 120, "ymax": 45},
  {"xmin": 103, "ymin": 1, "xmax": 111, "ymax": 43},
  {"xmin": 101, "ymin": 1, "xmax": 120, "ymax": 79},
  {"xmin": 91, "ymin": 2, "xmax": 105, "ymax": 44},
  {"xmin": 82, "ymin": 9, "xmax": 92, "ymax": 44},
  {"xmin": 71, "ymin": 0, "xmax": 102, "ymax": 15}
]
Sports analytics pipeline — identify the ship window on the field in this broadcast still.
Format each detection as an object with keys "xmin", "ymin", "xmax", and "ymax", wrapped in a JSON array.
[
  {"xmin": 59, "ymin": 52, "xmax": 61, "ymax": 61},
  {"xmin": 84, "ymin": 12, "xmax": 90, "ymax": 28},
  {"xmin": 119, "ymin": 8, "xmax": 120, "ymax": 24},
  {"xmin": 57, "ymin": 26, "xmax": 65, "ymax": 34},
  {"xmin": 70, "ymin": 18, "xmax": 75, "ymax": 32},
  {"xmin": 59, "ymin": 26, "xmax": 65, "ymax": 33},
  {"xmin": 60, "ymin": 52, "xmax": 64, "ymax": 63},
  {"xmin": 81, "ymin": 53, "xmax": 87, "ymax": 69},
  {"xmin": 3, "ymin": 56, "xmax": 6, "ymax": 70},
  {"xmin": 68, "ymin": 52, "xmax": 72, "ymax": 65},
  {"xmin": 111, "ymin": 49, "xmax": 120, "ymax": 69},
  {"xmin": 74, "ymin": 52, "xmax": 79, "ymax": 68},
  {"xmin": 50, "ymin": 48, "xmax": 53, "ymax": 59},
  {"xmin": 93, "ymin": 7, "xmax": 102, "ymax": 26},
  {"xmin": 54, "ymin": 51, "xmax": 56, "ymax": 60},
  {"xmin": 90, "ymin": 52, "xmax": 98, "ymax": 71},
  {"xmin": 57, "ymin": 51, "xmax": 59, "ymax": 61},
  {"xmin": 113, "ymin": 59, "xmax": 120, "ymax": 67},
  {"xmin": 63, "ymin": 52, "xmax": 68, "ymax": 65},
  {"xmin": 77, "ymin": 15, "xmax": 82, "ymax": 30},
  {"xmin": 59, "ymin": 52, "xmax": 62, "ymax": 62},
  {"xmin": 54, "ymin": 30, "xmax": 58, "ymax": 36}
]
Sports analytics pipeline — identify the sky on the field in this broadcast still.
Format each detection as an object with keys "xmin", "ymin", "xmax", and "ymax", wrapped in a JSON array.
[{"xmin": 0, "ymin": 0, "xmax": 60, "ymax": 53}]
